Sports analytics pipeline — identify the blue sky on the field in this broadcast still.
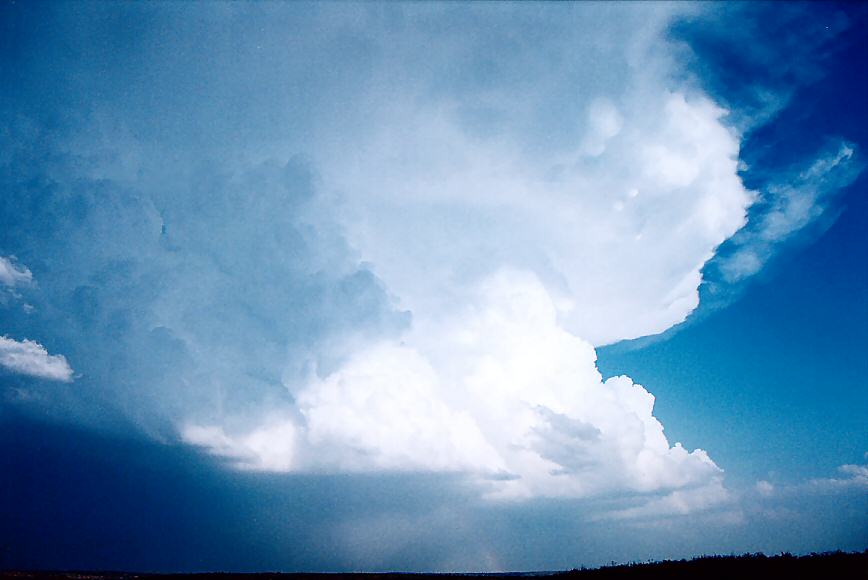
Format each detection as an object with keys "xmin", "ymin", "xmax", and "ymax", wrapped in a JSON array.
[{"xmin": 1, "ymin": 1, "xmax": 866, "ymax": 572}]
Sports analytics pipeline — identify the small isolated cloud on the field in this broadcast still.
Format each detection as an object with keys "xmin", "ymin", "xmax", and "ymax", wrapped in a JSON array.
[
  {"xmin": 755, "ymin": 480, "xmax": 775, "ymax": 497},
  {"xmin": 0, "ymin": 256, "xmax": 32, "ymax": 287},
  {"xmin": 0, "ymin": 336, "xmax": 74, "ymax": 382}
]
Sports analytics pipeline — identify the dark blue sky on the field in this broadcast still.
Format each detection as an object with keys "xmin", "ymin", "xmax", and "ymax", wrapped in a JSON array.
[{"xmin": 1, "ymin": 2, "xmax": 866, "ymax": 572}]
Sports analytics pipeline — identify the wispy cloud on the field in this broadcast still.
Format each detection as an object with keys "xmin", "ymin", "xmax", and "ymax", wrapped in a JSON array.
[
  {"xmin": 741, "ymin": 456, "xmax": 868, "ymax": 540},
  {"xmin": 0, "ymin": 255, "xmax": 32, "ymax": 287},
  {"xmin": 803, "ymin": 461, "xmax": 868, "ymax": 494},
  {"xmin": 716, "ymin": 142, "xmax": 862, "ymax": 284}
]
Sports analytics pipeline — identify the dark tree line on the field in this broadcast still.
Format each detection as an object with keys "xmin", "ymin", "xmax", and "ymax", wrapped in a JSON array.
[{"xmin": 2, "ymin": 550, "xmax": 866, "ymax": 580}]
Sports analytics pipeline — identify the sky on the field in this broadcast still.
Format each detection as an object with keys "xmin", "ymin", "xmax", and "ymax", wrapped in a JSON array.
[{"xmin": 0, "ymin": 1, "xmax": 866, "ymax": 573}]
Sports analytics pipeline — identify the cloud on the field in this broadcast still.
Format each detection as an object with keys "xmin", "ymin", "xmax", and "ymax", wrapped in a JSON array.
[
  {"xmin": 315, "ymin": 71, "xmax": 752, "ymax": 348},
  {"xmin": 602, "ymin": 480, "xmax": 733, "ymax": 522},
  {"xmin": 0, "ymin": 255, "xmax": 32, "ymax": 287},
  {"xmin": 6, "ymin": 3, "xmax": 744, "ymax": 513},
  {"xmin": 756, "ymin": 480, "xmax": 775, "ymax": 497},
  {"xmin": 742, "ymin": 458, "xmax": 868, "ymax": 543},
  {"xmin": 182, "ymin": 420, "xmax": 297, "ymax": 472},
  {"xmin": 0, "ymin": 145, "xmax": 408, "ymax": 432},
  {"xmin": 749, "ymin": 456, "xmax": 868, "ymax": 501},
  {"xmin": 0, "ymin": 255, "xmax": 34, "ymax": 310},
  {"xmin": 715, "ymin": 142, "xmax": 862, "ymax": 283},
  {"xmin": 178, "ymin": 4, "xmax": 752, "ymax": 509},
  {"xmin": 2, "ymin": 2, "xmax": 856, "ymax": 518},
  {"xmin": 803, "ymin": 459, "xmax": 868, "ymax": 494},
  {"xmin": 0, "ymin": 335, "xmax": 74, "ymax": 382}
]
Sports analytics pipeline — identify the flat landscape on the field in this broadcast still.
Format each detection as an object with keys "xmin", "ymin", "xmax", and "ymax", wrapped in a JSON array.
[{"xmin": 3, "ymin": 552, "xmax": 867, "ymax": 580}]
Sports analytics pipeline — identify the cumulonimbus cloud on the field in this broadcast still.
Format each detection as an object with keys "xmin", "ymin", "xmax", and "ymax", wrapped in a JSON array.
[
  {"xmin": 2, "ymin": 3, "xmax": 858, "ymax": 518},
  {"xmin": 183, "ymin": 5, "xmax": 749, "ymax": 509}
]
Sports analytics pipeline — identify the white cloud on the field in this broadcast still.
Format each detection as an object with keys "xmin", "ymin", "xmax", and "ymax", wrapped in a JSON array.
[
  {"xmin": 182, "ymin": 4, "xmax": 756, "ymax": 515},
  {"xmin": 0, "ymin": 335, "xmax": 74, "ymax": 382},
  {"xmin": 182, "ymin": 420, "xmax": 296, "ymax": 472},
  {"xmin": 186, "ymin": 271, "xmax": 722, "ymax": 504},
  {"xmin": 803, "ymin": 460, "xmax": 868, "ymax": 494},
  {"xmin": 296, "ymin": 342, "xmax": 503, "ymax": 474},
  {"xmin": 718, "ymin": 142, "xmax": 861, "ymax": 283},
  {"xmin": 8, "ymin": 4, "xmax": 824, "ymax": 518},
  {"xmin": 603, "ymin": 479, "xmax": 732, "ymax": 521},
  {"xmin": 0, "ymin": 255, "xmax": 32, "ymax": 287},
  {"xmin": 749, "ymin": 456, "xmax": 868, "ymax": 501},
  {"xmin": 580, "ymin": 98, "xmax": 624, "ymax": 157},
  {"xmin": 0, "ymin": 5, "xmax": 860, "ymax": 545},
  {"xmin": 318, "ymin": 91, "xmax": 750, "ymax": 348}
]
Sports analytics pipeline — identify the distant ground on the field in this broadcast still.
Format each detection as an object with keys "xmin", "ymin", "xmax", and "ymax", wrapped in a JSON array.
[{"xmin": 2, "ymin": 552, "xmax": 866, "ymax": 580}]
